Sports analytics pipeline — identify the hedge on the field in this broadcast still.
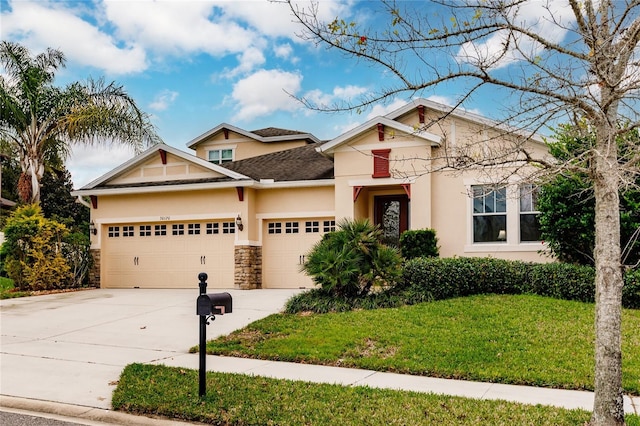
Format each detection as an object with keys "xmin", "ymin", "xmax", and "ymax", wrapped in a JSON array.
[
  {"xmin": 401, "ymin": 257, "xmax": 640, "ymax": 309},
  {"xmin": 286, "ymin": 257, "xmax": 640, "ymax": 313}
]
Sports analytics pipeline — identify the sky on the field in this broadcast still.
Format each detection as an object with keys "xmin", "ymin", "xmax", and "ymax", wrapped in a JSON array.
[{"xmin": 0, "ymin": 0, "xmax": 577, "ymax": 189}]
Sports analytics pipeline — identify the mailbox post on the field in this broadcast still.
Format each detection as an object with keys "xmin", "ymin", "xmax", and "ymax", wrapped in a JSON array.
[{"xmin": 196, "ymin": 272, "xmax": 232, "ymax": 398}]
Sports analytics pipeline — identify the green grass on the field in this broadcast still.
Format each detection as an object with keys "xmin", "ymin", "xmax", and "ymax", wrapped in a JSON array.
[
  {"xmin": 0, "ymin": 276, "xmax": 28, "ymax": 299},
  {"xmin": 201, "ymin": 294, "xmax": 640, "ymax": 395},
  {"xmin": 112, "ymin": 363, "xmax": 640, "ymax": 426}
]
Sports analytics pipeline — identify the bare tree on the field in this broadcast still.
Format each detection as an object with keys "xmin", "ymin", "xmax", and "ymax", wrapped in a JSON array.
[{"xmin": 286, "ymin": 1, "xmax": 640, "ymax": 424}]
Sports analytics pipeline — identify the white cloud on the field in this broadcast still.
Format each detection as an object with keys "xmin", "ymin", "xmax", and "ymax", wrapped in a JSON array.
[
  {"xmin": 67, "ymin": 144, "xmax": 137, "ymax": 189},
  {"xmin": 302, "ymin": 85, "xmax": 368, "ymax": 110},
  {"xmin": 457, "ymin": 1, "xmax": 574, "ymax": 70},
  {"xmin": 365, "ymin": 98, "xmax": 408, "ymax": 120},
  {"xmin": 103, "ymin": 0, "xmax": 258, "ymax": 57},
  {"xmin": 149, "ymin": 90, "xmax": 179, "ymax": 112},
  {"xmin": 230, "ymin": 69, "xmax": 303, "ymax": 121},
  {"xmin": 274, "ymin": 43, "xmax": 295, "ymax": 61},
  {"xmin": 1, "ymin": 1, "xmax": 147, "ymax": 74},
  {"xmin": 221, "ymin": 0, "xmax": 352, "ymax": 40}
]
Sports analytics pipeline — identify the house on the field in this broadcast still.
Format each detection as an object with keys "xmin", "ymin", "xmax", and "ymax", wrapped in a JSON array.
[{"xmin": 72, "ymin": 98, "xmax": 551, "ymax": 290}]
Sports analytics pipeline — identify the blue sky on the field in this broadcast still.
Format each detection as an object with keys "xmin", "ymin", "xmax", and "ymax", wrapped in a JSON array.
[{"xmin": 0, "ymin": 0, "xmax": 575, "ymax": 188}]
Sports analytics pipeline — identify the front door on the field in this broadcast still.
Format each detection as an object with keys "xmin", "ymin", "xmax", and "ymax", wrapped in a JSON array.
[{"xmin": 374, "ymin": 195, "xmax": 409, "ymax": 247}]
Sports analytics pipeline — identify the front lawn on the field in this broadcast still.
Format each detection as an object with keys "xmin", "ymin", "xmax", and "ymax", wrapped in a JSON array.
[
  {"xmin": 112, "ymin": 363, "xmax": 640, "ymax": 425},
  {"xmin": 201, "ymin": 294, "xmax": 640, "ymax": 395}
]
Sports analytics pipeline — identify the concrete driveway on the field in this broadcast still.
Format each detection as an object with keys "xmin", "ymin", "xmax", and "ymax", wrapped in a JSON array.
[{"xmin": 0, "ymin": 288, "xmax": 300, "ymax": 410}]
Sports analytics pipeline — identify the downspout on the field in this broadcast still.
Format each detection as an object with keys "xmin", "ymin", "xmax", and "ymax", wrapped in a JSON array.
[{"xmin": 75, "ymin": 195, "xmax": 91, "ymax": 208}]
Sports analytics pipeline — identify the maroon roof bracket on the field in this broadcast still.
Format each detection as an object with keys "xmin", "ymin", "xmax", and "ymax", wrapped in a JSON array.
[
  {"xmin": 401, "ymin": 184, "xmax": 411, "ymax": 200},
  {"xmin": 236, "ymin": 186, "xmax": 244, "ymax": 202},
  {"xmin": 353, "ymin": 186, "xmax": 363, "ymax": 202}
]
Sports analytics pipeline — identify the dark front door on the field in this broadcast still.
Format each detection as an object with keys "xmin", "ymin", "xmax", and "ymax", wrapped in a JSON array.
[{"xmin": 374, "ymin": 195, "xmax": 409, "ymax": 247}]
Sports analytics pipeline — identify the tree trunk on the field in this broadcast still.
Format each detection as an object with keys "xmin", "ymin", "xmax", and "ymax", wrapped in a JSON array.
[{"xmin": 590, "ymin": 138, "xmax": 625, "ymax": 425}]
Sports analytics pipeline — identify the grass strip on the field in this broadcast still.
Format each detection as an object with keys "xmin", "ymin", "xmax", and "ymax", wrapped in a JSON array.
[
  {"xmin": 113, "ymin": 363, "xmax": 640, "ymax": 426},
  {"xmin": 200, "ymin": 294, "xmax": 640, "ymax": 395}
]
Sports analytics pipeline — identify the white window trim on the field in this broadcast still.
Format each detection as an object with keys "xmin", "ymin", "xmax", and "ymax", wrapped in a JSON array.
[
  {"xmin": 207, "ymin": 147, "xmax": 235, "ymax": 164},
  {"xmin": 463, "ymin": 180, "xmax": 547, "ymax": 253}
]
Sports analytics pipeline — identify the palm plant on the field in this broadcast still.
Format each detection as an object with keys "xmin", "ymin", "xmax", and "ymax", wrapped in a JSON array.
[
  {"xmin": 302, "ymin": 218, "xmax": 402, "ymax": 297},
  {"xmin": 0, "ymin": 41, "xmax": 161, "ymax": 203}
]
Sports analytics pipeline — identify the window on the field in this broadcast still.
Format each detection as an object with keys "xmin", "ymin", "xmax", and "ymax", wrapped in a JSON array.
[
  {"xmin": 323, "ymin": 220, "xmax": 336, "ymax": 232},
  {"xmin": 206, "ymin": 223, "xmax": 219, "ymax": 234},
  {"xmin": 188, "ymin": 223, "xmax": 201, "ymax": 235},
  {"xmin": 268, "ymin": 222, "xmax": 282, "ymax": 234},
  {"xmin": 222, "ymin": 222, "xmax": 235, "ymax": 234},
  {"xmin": 372, "ymin": 149, "xmax": 391, "ymax": 178},
  {"xmin": 286, "ymin": 222, "xmax": 299, "ymax": 234},
  {"xmin": 108, "ymin": 226, "xmax": 120, "ymax": 238},
  {"xmin": 154, "ymin": 224, "xmax": 167, "ymax": 236},
  {"xmin": 472, "ymin": 185, "xmax": 507, "ymax": 243},
  {"xmin": 140, "ymin": 225, "xmax": 151, "ymax": 237},
  {"xmin": 172, "ymin": 224, "xmax": 185, "ymax": 235},
  {"xmin": 208, "ymin": 149, "xmax": 233, "ymax": 164},
  {"xmin": 122, "ymin": 226, "xmax": 135, "ymax": 237},
  {"xmin": 520, "ymin": 184, "xmax": 542, "ymax": 242},
  {"xmin": 305, "ymin": 221, "xmax": 319, "ymax": 233}
]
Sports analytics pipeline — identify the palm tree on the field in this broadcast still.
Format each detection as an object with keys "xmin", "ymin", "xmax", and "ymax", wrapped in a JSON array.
[{"xmin": 0, "ymin": 41, "xmax": 161, "ymax": 203}]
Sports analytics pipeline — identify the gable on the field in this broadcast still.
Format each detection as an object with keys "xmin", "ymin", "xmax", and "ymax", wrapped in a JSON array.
[{"xmin": 106, "ymin": 151, "xmax": 227, "ymax": 186}]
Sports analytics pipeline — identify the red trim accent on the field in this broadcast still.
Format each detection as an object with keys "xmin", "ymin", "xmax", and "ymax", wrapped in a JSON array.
[
  {"xmin": 236, "ymin": 187, "xmax": 244, "ymax": 202},
  {"xmin": 353, "ymin": 186, "xmax": 363, "ymax": 202},
  {"xmin": 159, "ymin": 149, "xmax": 167, "ymax": 165},
  {"xmin": 372, "ymin": 149, "xmax": 391, "ymax": 178},
  {"xmin": 90, "ymin": 195, "xmax": 98, "ymax": 209},
  {"xmin": 377, "ymin": 123, "xmax": 385, "ymax": 141},
  {"xmin": 401, "ymin": 184, "xmax": 411, "ymax": 200},
  {"xmin": 417, "ymin": 105, "xmax": 425, "ymax": 123},
  {"xmin": 223, "ymin": 128, "xmax": 229, "ymax": 139}
]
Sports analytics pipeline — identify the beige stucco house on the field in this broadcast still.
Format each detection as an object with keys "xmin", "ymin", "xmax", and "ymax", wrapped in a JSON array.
[{"xmin": 72, "ymin": 98, "xmax": 551, "ymax": 290}]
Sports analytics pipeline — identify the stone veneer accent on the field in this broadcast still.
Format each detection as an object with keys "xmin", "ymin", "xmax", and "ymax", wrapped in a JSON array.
[
  {"xmin": 89, "ymin": 249, "xmax": 101, "ymax": 288},
  {"xmin": 234, "ymin": 245, "xmax": 262, "ymax": 289}
]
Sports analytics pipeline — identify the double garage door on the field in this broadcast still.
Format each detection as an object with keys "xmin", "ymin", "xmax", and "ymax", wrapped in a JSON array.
[
  {"xmin": 102, "ymin": 220, "xmax": 235, "ymax": 289},
  {"xmin": 102, "ymin": 217, "xmax": 336, "ymax": 289}
]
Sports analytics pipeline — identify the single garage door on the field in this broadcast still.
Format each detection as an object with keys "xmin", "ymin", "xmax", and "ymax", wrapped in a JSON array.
[
  {"xmin": 262, "ymin": 218, "xmax": 335, "ymax": 289},
  {"xmin": 102, "ymin": 220, "xmax": 235, "ymax": 288}
]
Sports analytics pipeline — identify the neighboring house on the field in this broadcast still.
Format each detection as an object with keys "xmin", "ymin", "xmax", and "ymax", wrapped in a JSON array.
[{"xmin": 72, "ymin": 98, "xmax": 551, "ymax": 290}]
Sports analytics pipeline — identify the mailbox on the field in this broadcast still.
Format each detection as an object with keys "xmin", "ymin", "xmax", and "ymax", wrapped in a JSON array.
[{"xmin": 197, "ymin": 292, "xmax": 232, "ymax": 316}]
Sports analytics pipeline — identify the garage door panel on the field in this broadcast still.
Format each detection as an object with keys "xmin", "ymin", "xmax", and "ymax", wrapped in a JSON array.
[
  {"xmin": 102, "ymin": 221, "xmax": 235, "ymax": 289},
  {"xmin": 262, "ymin": 218, "xmax": 332, "ymax": 289}
]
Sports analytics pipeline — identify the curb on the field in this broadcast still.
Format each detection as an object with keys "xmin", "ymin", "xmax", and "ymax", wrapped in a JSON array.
[{"xmin": 0, "ymin": 395, "xmax": 199, "ymax": 426}]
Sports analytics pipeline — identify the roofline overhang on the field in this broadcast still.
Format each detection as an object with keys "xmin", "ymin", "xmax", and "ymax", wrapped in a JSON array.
[
  {"xmin": 71, "ymin": 178, "xmax": 335, "ymax": 197},
  {"xmin": 187, "ymin": 123, "xmax": 321, "ymax": 149},
  {"xmin": 317, "ymin": 116, "xmax": 441, "ymax": 155},
  {"xmin": 78, "ymin": 143, "xmax": 249, "ymax": 190},
  {"xmin": 388, "ymin": 98, "xmax": 546, "ymax": 145}
]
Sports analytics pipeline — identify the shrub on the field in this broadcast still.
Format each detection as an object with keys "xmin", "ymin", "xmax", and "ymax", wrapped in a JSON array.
[
  {"xmin": 624, "ymin": 269, "xmax": 640, "ymax": 309},
  {"xmin": 401, "ymin": 257, "xmax": 639, "ymax": 309},
  {"xmin": 302, "ymin": 218, "xmax": 402, "ymax": 298},
  {"xmin": 399, "ymin": 229, "xmax": 439, "ymax": 259},
  {"xmin": 0, "ymin": 204, "xmax": 72, "ymax": 291},
  {"xmin": 62, "ymin": 232, "xmax": 93, "ymax": 287}
]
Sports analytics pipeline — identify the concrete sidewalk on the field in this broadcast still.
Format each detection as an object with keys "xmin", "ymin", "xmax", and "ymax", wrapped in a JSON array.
[{"xmin": 1, "ymin": 288, "xmax": 638, "ymax": 425}]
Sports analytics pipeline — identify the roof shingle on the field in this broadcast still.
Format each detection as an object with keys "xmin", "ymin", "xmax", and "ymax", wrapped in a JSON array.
[{"xmin": 222, "ymin": 143, "xmax": 334, "ymax": 182}]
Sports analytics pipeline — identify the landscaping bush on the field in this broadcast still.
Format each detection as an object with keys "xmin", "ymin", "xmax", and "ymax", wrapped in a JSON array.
[
  {"xmin": 399, "ymin": 229, "xmax": 439, "ymax": 259},
  {"xmin": 0, "ymin": 204, "xmax": 72, "ymax": 291},
  {"xmin": 624, "ymin": 269, "xmax": 640, "ymax": 309},
  {"xmin": 527, "ymin": 262, "xmax": 595, "ymax": 303},
  {"xmin": 302, "ymin": 218, "xmax": 402, "ymax": 298},
  {"xmin": 401, "ymin": 257, "xmax": 640, "ymax": 309}
]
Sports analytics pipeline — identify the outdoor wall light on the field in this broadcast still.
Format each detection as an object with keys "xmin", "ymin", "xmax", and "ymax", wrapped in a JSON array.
[
  {"xmin": 89, "ymin": 221, "xmax": 97, "ymax": 235},
  {"xmin": 235, "ymin": 214, "xmax": 244, "ymax": 231}
]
